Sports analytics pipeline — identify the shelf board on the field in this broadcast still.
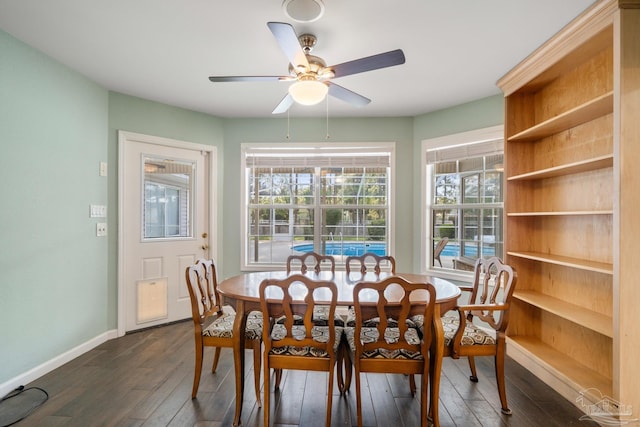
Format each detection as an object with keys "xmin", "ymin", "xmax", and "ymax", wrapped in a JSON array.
[
  {"xmin": 514, "ymin": 290, "xmax": 612, "ymax": 337},
  {"xmin": 507, "ymin": 336, "xmax": 612, "ymax": 397},
  {"xmin": 507, "ymin": 251, "xmax": 613, "ymax": 275},
  {"xmin": 508, "ymin": 210, "xmax": 613, "ymax": 216},
  {"xmin": 507, "ymin": 92, "xmax": 613, "ymax": 142},
  {"xmin": 508, "ymin": 154, "xmax": 613, "ymax": 181}
]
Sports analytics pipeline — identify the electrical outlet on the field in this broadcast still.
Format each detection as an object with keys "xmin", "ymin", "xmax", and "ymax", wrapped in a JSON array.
[{"xmin": 96, "ymin": 223, "xmax": 107, "ymax": 237}]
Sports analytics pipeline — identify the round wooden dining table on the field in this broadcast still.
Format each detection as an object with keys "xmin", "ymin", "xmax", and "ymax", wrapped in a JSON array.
[{"xmin": 218, "ymin": 270, "xmax": 460, "ymax": 427}]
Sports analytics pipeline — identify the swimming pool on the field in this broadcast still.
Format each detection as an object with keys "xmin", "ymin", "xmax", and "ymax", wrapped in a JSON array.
[
  {"xmin": 439, "ymin": 243, "xmax": 496, "ymax": 257},
  {"xmin": 292, "ymin": 242, "xmax": 387, "ymax": 257}
]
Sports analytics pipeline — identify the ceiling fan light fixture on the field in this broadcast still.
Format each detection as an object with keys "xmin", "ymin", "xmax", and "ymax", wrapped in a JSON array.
[
  {"xmin": 282, "ymin": 0, "xmax": 325, "ymax": 23},
  {"xmin": 288, "ymin": 80, "xmax": 328, "ymax": 105}
]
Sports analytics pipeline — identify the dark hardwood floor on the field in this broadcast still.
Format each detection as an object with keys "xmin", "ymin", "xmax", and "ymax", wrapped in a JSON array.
[{"xmin": 15, "ymin": 320, "xmax": 598, "ymax": 426}]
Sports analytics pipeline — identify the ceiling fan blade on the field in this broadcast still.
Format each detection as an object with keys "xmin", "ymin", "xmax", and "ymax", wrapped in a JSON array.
[
  {"xmin": 328, "ymin": 49, "xmax": 405, "ymax": 79},
  {"xmin": 327, "ymin": 82, "xmax": 371, "ymax": 107},
  {"xmin": 267, "ymin": 22, "xmax": 310, "ymax": 71},
  {"xmin": 209, "ymin": 76, "xmax": 293, "ymax": 82},
  {"xmin": 272, "ymin": 93, "xmax": 295, "ymax": 114}
]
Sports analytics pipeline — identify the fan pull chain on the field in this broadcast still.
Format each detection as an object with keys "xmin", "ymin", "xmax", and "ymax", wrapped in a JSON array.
[
  {"xmin": 325, "ymin": 95, "xmax": 330, "ymax": 140},
  {"xmin": 286, "ymin": 109, "xmax": 291, "ymax": 140}
]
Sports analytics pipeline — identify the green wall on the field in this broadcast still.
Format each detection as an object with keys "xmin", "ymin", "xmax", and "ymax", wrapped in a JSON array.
[
  {"xmin": 0, "ymin": 27, "xmax": 504, "ymax": 391},
  {"xmin": 0, "ymin": 30, "xmax": 109, "ymax": 383},
  {"xmin": 221, "ymin": 117, "xmax": 414, "ymax": 278},
  {"xmin": 107, "ymin": 92, "xmax": 225, "ymax": 328},
  {"xmin": 411, "ymin": 95, "xmax": 504, "ymax": 269}
]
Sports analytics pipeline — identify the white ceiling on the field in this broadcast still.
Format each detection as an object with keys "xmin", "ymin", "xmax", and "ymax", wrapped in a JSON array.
[{"xmin": 0, "ymin": 0, "xmax": 597, "ymax": 118}]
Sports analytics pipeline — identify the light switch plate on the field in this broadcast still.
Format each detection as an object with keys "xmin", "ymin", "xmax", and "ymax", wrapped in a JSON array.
[{"xmin": 90, "ymin": 204, "xmax": 106, "ymax": 218}]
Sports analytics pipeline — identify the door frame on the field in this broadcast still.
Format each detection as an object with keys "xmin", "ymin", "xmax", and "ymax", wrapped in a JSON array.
[{"xmin": 117, "ymin": 130, "xmax": 217, "ymax": 337}]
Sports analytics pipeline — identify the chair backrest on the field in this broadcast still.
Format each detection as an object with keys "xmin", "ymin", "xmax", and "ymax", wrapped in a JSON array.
[
  {"xmin": 468, "ymin": 257, "xmax": 517, "ymax": 332},
  {"xmin": 260, "ymin": 274, "xmax": 338, "ymax": 357},
  {"xmin": 345, "ymin": 253, "xmax": 396, "ymax": 275},
  {"xmin": 185, "ymin": 259, "xmax": 223, "ymax": 327},
  {"xmin": 286, "ymin": 252, "xmax": 336, "ymax": 274},
  {"xmin": 433, "ymin": 237, "xmax": 449, "ymax": 266},
  {"xmin": 352, "ymin": 276, "xmax": 436, "ymax": 358}
]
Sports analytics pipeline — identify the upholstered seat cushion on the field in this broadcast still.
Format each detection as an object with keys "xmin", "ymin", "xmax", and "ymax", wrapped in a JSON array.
[
  {"xmin": 202, "ymin": 309, "xmax": 262, "ymax": 340},
  {"xmin": 276, "ymin": 305, "xmax": 345, "ymax": 327},
  {"xmin": 311, "ymin": 305, "xmax": 345, "ymax": 326},
  {"xmin": 268, "ymin": 324, "xmax": 343, "ymax": 357},
  {"xmin": 344, "ymin": 327, "xmax": 424, "ymax": 360},
  {"xmin": 346, "ymin": 307, "xmax": 418, "ymax": 328},
  {"xmin": 441, "ymin": 315, "xmax": 495, "ymax": 346},
  {"xmin": 409, "ymin": 314, "xmax": 495, "ymax": 346}
]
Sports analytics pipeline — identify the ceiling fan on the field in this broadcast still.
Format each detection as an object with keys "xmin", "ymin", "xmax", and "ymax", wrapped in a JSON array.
[{"xmin": 208, "ymin": 22, "xmax": 406, "ymax": 114}]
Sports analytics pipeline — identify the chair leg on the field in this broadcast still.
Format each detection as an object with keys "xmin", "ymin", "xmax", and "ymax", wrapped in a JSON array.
[
  {"xmin": 326, "ymin": 363, "xmax": 335, "ymax": 427},
  {"xmin": 495, "ymin": 346, "xmax": 511, "ymax": 415},
  {"xmin": 192, "ymin": 339, "xmax": 204, "ymax": 399},
  {"xmin": 420, "ymin": 371, "xmax": 428, "ymax": 427},
  {"xmin": 355, "ymin": 366, "xmax": 363, "ymax": 427},
  {"xmin": 251, "ymin": 339, "xmax": 262, "ymax": 407},
  {"xmin": 408, "ymin": 374, "xmax": 417, "ymax": 397},
  {"xmin": 342, "ymin": 348, "xmax": 353, "ymax": 393},
  {"xmin": 263, "ymin": 355, "xmax": 271, "ymax": 427},
  {"xmin": 274, "ymin": 368, "xmax": 283, "ymax": 389},
  {"xmin": 468, "ymin": 356, "xmax": 479, "ymax": 382},
  {"xmin": 336, "ymin": 341, "xmax": 348, "ymax": 393},
  {"xmin": 211, "ymin": 347, "xmax": 222, "ymax": 373}
]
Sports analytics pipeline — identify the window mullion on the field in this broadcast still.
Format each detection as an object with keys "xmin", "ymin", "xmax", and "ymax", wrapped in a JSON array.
[{"xmin": 313, "ymin": 166, "xmax": 322, "ymax": 252}]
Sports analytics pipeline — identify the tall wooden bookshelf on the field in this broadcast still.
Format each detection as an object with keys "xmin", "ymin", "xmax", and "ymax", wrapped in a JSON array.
[{"xmin": 497, "ymin": 0, "xmax": 640, "ymax": 417}]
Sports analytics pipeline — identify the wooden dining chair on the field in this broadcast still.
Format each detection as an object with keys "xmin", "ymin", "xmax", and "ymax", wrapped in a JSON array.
[
  {"xmin": 343, "ymin": 276, "xmax": 436, "ymax": 427},
  {"xmin": 259, "ymin": 274, "xmax": 343, "ymax": 427},
  {"xmin": 286, "ymin": 251, "xmax": 336, "ymax": 274},
  {"xmin": 280, "ymin": 252, "xmax": 341, "ymax": 387},
  {"xmin": 185, "ymin": 259, "xmax": 262, "ymax": 426},
  {"xmin": 345, "ymin": 252, "xmax": 396, "ymax": 275},
  {"xmin": 412, "ymin": 256, "xmax": 517, "ymax": 415},
  {"xmin": 285, "ymin": 252, "xmax": 340, "ymax": 326}
]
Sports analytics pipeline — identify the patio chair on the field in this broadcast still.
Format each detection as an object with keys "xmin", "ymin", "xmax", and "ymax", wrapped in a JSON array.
[{"xmin": 434, "ymin": 237, "xmax": 449, "ymax": 267}]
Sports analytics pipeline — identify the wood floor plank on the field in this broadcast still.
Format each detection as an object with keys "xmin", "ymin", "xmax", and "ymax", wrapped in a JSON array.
[{"xmin": 15, "ymin": 320, "xmax": 595, "ymax": 427}]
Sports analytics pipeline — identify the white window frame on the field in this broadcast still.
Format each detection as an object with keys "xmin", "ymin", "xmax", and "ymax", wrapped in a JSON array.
[
  {"xmin": 420, "ymin": 125, "xmax": 504, "ymax": 279},
  {"xmin": 240, "ymin": 142, "xmax": 396, "ymax": 271}
]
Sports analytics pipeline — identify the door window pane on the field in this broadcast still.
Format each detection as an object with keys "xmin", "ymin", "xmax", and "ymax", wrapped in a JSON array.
[{"xmin": 143, "ymin": 157, "xmax": 194, "ymax": 239}]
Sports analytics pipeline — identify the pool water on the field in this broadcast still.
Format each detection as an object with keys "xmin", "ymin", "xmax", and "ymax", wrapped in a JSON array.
[
  {"xmin": 292, "ymin": 242, "xmax": 387, "ymax": 257},
  {"xmin": 439, "ymin": 243, "xmax": 495, "ymax": 257}
]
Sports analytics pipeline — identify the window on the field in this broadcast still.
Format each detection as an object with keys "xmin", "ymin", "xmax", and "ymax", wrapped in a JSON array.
[
  {"xmin": 241, "ymin": 143, "xmax": 394, "ymax": 269},
  {"xmin": 422, "ymin": 126, "xmax": 504, "ymax": 273},
  {"xmin": 143, "ymin": 156, "xmax": 193, "ymax": 239}
]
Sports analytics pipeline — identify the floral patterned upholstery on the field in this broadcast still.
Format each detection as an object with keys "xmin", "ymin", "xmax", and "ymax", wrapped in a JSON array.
[
  {"xmin": 202, "ymin": 307, "xmax": 262, "ymax": 340},
  {"xmin": 346, "ymin": 307, "xmax": 418, "ymax": 328},
  {"xmin": 268, "ymin": 324, "xmax": 343, "ymax": 357},
  {"xmin": 344, "ymin": 326, "xmax": 424, "ymax": 360},
  {"xmin": 441, "ymin": 314, "xmax": 495, "ymax": 346},
  {"xmin": 277, "ymin": 305, "xmax": 345, "ymax": 327},
  {"xmin": 410, "ymin": 313, "xmax": 495, "ymax": 346}
]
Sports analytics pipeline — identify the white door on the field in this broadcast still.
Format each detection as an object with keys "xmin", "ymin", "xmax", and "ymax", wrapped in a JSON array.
[{"xmin": 118, "ymin": 131, "xmax": 215, "ymax": 334}]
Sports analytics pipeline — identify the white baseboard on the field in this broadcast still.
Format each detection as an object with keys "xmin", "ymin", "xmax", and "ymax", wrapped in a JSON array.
[{"xmin": 0, "ymin": 328, "xmax": 118, "ymax": 398}]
